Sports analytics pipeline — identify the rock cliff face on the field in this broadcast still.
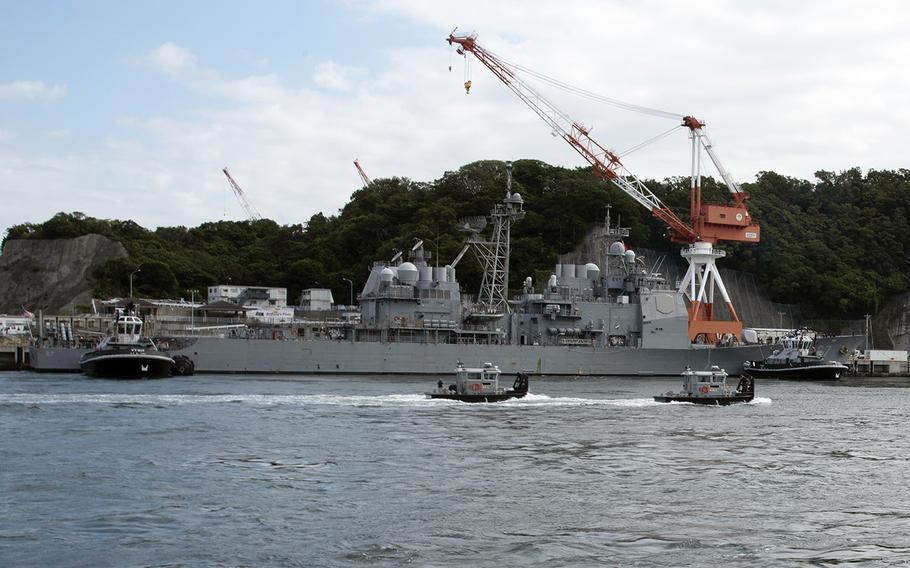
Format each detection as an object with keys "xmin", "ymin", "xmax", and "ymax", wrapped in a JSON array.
[
  {"xmin": 876, "ymin": 292, "xmax": 910, "ymax": 351},
  {"xmin": 0, "ymin": 234, "xmax": 128, "ymax": 314}
]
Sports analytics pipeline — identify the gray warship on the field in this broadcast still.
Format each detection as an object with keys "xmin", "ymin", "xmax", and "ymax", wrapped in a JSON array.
[{"xmin": 30, "ymin": 169, "xmax": 862, "ymax": 376}]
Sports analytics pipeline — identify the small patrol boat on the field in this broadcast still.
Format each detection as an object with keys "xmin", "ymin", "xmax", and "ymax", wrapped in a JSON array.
[
  {"xmin": 743, "ymin": 331, "xmax": 848, "ymax": 380},
  {"xmin": 654, "ymin": 365, "xmax": 754, "ymax": 405},
  {"xmin": 80, "ymin": 311, "xmax": 178, "ymax": 379},
  {"xmin": 427, "ymin": 362, "xmax": 529, "ymax": 403}
]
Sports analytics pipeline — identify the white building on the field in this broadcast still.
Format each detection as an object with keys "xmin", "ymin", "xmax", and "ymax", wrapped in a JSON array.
[
  {"xmin": 854, "ymin": 350, "xmax": 910, "ymax": 375},
  {"xmin": 0, "ymin": 315, "xmax": 32, "ymax": 337},
  {"xmin": 245, "ymin": 306, "xmax": 295, "ymax": 324},
  {"xmin": 299, "ymin": 288, "xmax": 334, "ymax": 311},
  {"xmin": 208, "ymin": 285, "xmax": 287, "ymax": 308}
]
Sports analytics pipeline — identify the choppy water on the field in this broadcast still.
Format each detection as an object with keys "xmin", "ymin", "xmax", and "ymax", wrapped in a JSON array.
[{"xmin": 3, "ymin": 372, "xmax": 910, "ymax": 567}]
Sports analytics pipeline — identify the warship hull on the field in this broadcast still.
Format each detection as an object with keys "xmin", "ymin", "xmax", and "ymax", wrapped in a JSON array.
[{"xmin": 30, "ymin": 334, "xmax": 863, "ymax": 376}]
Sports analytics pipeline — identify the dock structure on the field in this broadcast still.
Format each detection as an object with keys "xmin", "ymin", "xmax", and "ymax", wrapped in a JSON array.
[
  {"xmin": 851, "ymin": 350, "xmax": 910, "ymax": 376},
  {"xmin": 0, "ymin": 343, "xmax": 28, "ymax": 370}
]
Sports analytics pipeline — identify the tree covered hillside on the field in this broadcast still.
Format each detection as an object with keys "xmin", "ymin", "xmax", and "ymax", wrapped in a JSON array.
[{"xmin": 4, "ymin": 161, "xmax": 909, "ymax": 318}]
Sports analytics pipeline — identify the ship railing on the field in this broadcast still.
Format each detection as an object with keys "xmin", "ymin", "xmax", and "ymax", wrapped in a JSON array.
[{"xmin": 557, "ymin": 337, "xmax": 595, "ymax": 346}]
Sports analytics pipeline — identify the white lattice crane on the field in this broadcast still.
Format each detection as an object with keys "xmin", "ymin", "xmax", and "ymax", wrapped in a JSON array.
[{"xmin": 222, "ymin": 167, "xmax": 262, "ymax": 221}]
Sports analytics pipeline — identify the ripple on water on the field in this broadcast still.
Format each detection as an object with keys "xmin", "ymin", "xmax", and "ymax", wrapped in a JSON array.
[{"xmin": 3, "ymin": 373, "xmax": 910, "ymax": 568}]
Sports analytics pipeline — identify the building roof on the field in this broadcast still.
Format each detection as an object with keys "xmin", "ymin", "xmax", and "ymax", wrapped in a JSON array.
[
  {"xmin": 109, "ymin": 297, "xmax": 159, "ymax": 308},
  {"xmin": 199, "ymin": 300, "xmax": 246, "ymax": 312}
]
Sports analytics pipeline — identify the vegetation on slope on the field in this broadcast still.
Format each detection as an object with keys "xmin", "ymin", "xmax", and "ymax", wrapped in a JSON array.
[{"xmin": 4, "ymin": 161, "xmax": 909, "ymax": 318}]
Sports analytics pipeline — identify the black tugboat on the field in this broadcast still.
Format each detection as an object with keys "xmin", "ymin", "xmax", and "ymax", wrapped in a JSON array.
[
  {"xmin": 743, "ymin": 331, "xmax": 848, "ymax": 380},
  {"xmin": 654, "ymin": 366, "xmax": 754, "ymax": 405},
  {"xmin": 80, "ymin": 311, "xmax": 181, "ymax": 379},
  {"xmin": 426, "ymin": 362, "xmax": 529, "ymax": 402}
]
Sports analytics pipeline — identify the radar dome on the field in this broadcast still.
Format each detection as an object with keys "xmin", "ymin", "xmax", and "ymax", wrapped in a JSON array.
[
  {"xmin": 380, "ymin": 267, "xmax": 394, "ymax": 283},
  {"xmin": 609, "ymin": 242, "xmax": 626, "ymax": 255},
  {"xmin": 398, "ymin": 262, "xmax": 418, "ymax": 284},
  {"xmin": 585, "ymin": 262, "xmax": 601, "ymax": 278},
  {"xmin": 624, "ymin": 250, "xmax": 636, "ymax": 263}
]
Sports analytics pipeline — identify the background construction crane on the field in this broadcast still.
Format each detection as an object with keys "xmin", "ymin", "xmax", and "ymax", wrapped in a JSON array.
[
  {"xmin": 353, "ymin": 159, "xmax": 371, "ymax": 188},
  {"xmin": 222, "ymin": 167, "xmax": 262, "ymax": 221},
  {"xmin": 447, "ymin": 32, "xmax": 759, "ymax": 341}
]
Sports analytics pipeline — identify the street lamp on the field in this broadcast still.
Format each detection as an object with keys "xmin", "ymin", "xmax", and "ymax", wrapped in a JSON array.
[
  {"xmin": 129, "ymin": 268, "xmax": 141, "ymax": 299},
  {"xmin": 187, "ymin": 289, "xmax": 199, "ymax": 332},
  {"xmin": 341, "ymin": 278, "xmax": 354, "ymax": 307}
]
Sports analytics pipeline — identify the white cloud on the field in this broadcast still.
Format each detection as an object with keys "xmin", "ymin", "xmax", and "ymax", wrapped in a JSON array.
[
  {"xmin": 0, "ymin": 80, "xmax": 67, "ymax": 101},
  {"xmin": 147, "ymin": 42, "xmax": 197, "ymax": 74},
  {"xmin": 312, "ymin": 61, "xmax": 365, "ymax": 92},
  {"xmin": 4, "ymin": 1, "xmax": 910, "ymax": 243}
]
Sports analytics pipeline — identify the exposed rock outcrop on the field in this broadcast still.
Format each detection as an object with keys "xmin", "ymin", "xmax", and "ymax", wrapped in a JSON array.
[
  {"xmin": 0, "ymin": 234, "xmax": 128, "ymax": 314},
  {"xmin": 875, "ymin": 292, "xmax": 910, "ymax": 351}
]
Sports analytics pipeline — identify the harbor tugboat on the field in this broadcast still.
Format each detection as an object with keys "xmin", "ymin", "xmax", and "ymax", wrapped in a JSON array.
[
  {"xmin": 79, "ymin": 310, "xmax": 178, "ymax": 379},
  {"xmin": 427, "ymin": 362, "xmax": 529, "ymax": 403},
  {"xmin": 654, "ymin": 365, "xmax": 754, "ymax": 405},
  {"xmin": 743, "ymin": 331, "xmax": 847, "ymax": 380}
]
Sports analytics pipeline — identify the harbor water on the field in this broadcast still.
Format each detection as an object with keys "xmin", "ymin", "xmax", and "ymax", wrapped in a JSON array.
[{"xmin": 3, "ymin": 372, "xmax": 910, "ymax": 566}]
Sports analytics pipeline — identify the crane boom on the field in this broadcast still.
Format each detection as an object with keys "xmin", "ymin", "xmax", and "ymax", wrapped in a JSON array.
[
  {"xmin": 448, "ymin": 33, "xmax": 697, "ymax": 242},
  {"xmin": 222, "ymin": 167, "xmax": 262, "ymax": 221},
  {"xmin": 354, "ymin": 159, "xmax": 372, "ymax": 187},
  {"xmin": 447, "ymin": 31, "xmax": 759, "ymax": 342},
  {"xmin": 448, "ymin": 33, "xmax": 759, "ymax": 244}
]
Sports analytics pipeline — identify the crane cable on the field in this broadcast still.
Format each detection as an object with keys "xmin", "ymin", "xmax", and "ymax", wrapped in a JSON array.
[
  {"xmin": 477, "ymin": 48, "xmax": 689, "ymax": 157},
  {"xmin": 617, "ymin": 124, "xmax": 685, "ymax": 157},
  {"xmin": 490, "ymin": 49, "xmax": 684, "ymax": 121}
]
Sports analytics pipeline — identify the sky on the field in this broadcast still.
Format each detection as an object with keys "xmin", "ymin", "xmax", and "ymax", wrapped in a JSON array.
[{"xmin": 2, "ymin": 0, "xmax": 909, "ymax": 241}]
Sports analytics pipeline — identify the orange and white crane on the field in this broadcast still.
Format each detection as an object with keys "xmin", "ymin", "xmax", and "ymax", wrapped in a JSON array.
[
  {"xmin": 447, "ymin": 32, "xmax": 760, "ymax": 342},
  {"xmin": 353, "ymin": 159, "xmax": 371, "ymax": 188},
  {"xmin": 222, "ymin": 167, "xmax": 262, "ymax": 221}
]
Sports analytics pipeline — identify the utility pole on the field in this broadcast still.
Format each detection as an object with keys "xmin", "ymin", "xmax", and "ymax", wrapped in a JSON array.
[
  {"xmin": 129, "ymin": 268, "xmax": 141, "ymax": 299},
  {"xmin": 188, "ymin": 289, "xmax": 198, "ymax": 332},
  {"xmin": 342, "ymin": 278, "xmax": 354, "ymax": 307}
]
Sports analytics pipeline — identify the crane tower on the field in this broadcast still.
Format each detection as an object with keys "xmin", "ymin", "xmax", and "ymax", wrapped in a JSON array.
[{"xmin": 447, "ymin": 32, "xmax": 759, "ymax": 342}]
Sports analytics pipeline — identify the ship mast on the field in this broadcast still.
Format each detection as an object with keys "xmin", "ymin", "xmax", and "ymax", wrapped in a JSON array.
[{"xmin": 452, "ymin": 162, "xmax": 525, "ymax": 316}]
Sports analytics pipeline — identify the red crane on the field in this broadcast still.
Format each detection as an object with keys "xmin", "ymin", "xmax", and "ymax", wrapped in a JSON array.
[
  {"xmin": 447, "ymin": 32, "xmax": 759, "ymax": 341},
  {"xmin": 354, "ymin": 159, "xmax": 372, "ymax": 188}
]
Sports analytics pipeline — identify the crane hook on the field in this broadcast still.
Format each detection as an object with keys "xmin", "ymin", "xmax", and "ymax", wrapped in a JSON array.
[{"xmin": 464, "ymin": 80, "xmax": 472, "ymax": 94}]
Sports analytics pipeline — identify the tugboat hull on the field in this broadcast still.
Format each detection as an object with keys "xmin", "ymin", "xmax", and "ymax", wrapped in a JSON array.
[
  {"xmin": 80, "ymin": 353, "xmax": 175, "ymax": 379},
  {"xmin": 653, "ymin": 393, "xmax": 753, "ymax": 405},
  {"xmin": 426, "ymin": 391, "xmax": 527, "ymax": 403},
  {"xmin": 744, "ymin": 363, "xmax": 846, "ymax": 380}
]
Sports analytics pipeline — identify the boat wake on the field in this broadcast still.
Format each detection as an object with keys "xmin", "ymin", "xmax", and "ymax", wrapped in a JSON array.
[{"xmin": 0, "ymin": 392, "xmax": 772, "ymax": 408}]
